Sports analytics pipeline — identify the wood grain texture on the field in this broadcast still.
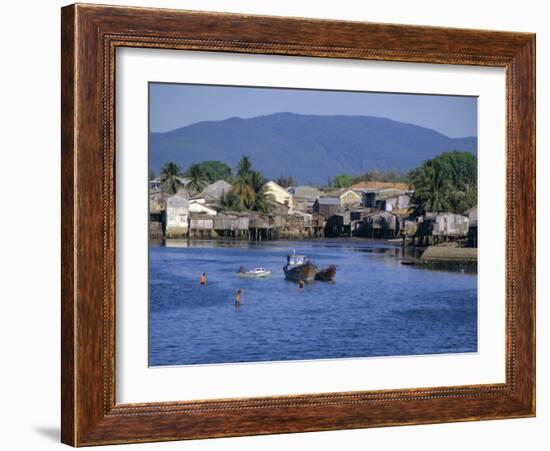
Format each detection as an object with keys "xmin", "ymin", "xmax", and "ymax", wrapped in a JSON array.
[
  {"xmin": 60, "ymin": 5, "xmax": 76, "ymax": 446},
  {"xmin": 61, "ymin": 3, "xmax": 536, "ymax": 446}
]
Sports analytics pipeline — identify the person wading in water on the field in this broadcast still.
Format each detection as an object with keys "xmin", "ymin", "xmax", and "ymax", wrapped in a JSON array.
[
  {"xmin": 235, "ymin": 289, "xmax": 242, "ymax": 308},
  {"xmin": 199, "ymin": 273, "xmax": 206, "ymax": 285}
]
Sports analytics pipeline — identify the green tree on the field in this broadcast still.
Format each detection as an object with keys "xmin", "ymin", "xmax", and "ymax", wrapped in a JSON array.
[
  {"xmin": 332, "ymin": 173, "xmax": 355, "ymax": 188},
  {"xmin": 186, "ymin": 163, "xmax": 208, "ymax": 194},
  {"xmin": 224, "ymin": 157, "xmax": 276, "ymax": 213},
  {"xmin": 231, "ymin": 178, "xmax": 256, "ymax": 209},
  {"xmin": 186, "ymin": 160, "xmax": 232, "ymax": 183},
  {"xmin": 250, "ymin": 171, "xmax": 276, "ymax": 214},
  {"xmin": 248, "ymin": 171, "xmax": 265, "ymax": 193},
  {"xmin": 409, "ymin": 162, "xmax": 453, "ymax": 214},
  {"xmin": 236, "ymin": 155, "xmax": 252, "ymax": 179},
  {"xmin": 159, "ymin": 162, "xmax": 184, "ymax": 195},
  {"xmin": 220, "ymin": 190, "xmax": 245, "ymax": 211},
  {"xmin": 230, "ymin": 156, "xmax": 256, "ymax": 209},
  {"xmin": 432, "ymin": 151, "xmax": 477, "ymax": 192},
  {"xmin": 254, "ymin": 185, "xmax": 276, "ymax": 213},
  {"xmin": 408, "ymin": 151, "xmax": 477, "ymax": 215}
]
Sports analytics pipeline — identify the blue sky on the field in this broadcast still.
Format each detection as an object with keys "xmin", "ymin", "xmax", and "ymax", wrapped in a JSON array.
[{"xmin": 149, "ymin": 83, "xmax": 477, "ymax": 138}]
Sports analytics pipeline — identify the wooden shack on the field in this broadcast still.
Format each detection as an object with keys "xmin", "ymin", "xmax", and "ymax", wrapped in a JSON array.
[
  {"xmin": 279, "ymin": 211, "xmax": 313, "ymax": 238},
  {"xmin": 271, "ymin": 201, "xmax": 290, "ymax": 217},
  {"xmin": 311, "ymin": 212, "xmax": 326, "ymax": 238},
  {"xmin": 288, "ymin": 186, "xmax": 322, "ymax": 212},
  {"xmin": 362, "ymin": 189, "xmax": 410, "ymax": 211},
  {"xmin": 249, "ymin": 212, "xmax": 273, "ymax": 241},
  {"xmin": 213, "ymin": 212, "xmax": 250, "ymax": 238},
  {"xmin": 415, "ymin": 213, "xmax": 470, "ymax": 245},
  {"xmin": 313, "ymin": 197, "xmax": 341, "ymax": 217},
  {"xmin": 432, "ymin": 213, "xmax": 469, "ymax": 236},
  {"xmin": 281, "ymin": 213, "xmax": 304, "ymax": 238},
  {"xmin": 271, "ymin": 214, "xmax": 286, "ymax": 230},
  {"xmin": 358, "ymin": 210, "xmax": 399, "ymax": 238},
  {"xmin": 188, "ymin": 213, "xmax": 215, "ymax": 238},
  {"xmin": 349, "ymin": 208, "xmax": 372, "ymax": 221},
  {"xmin": 325, "ymin": 211, "xmax": 351, "ymax": 237}
]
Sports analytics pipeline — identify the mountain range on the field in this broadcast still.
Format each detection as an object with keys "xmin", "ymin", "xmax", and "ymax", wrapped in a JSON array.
[{"xmin": 150, "ymin": 112, "xmax": 477, "ymax": 185}]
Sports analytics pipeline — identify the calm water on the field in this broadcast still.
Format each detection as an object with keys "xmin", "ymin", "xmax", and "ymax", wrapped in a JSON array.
[{"xmin": 149, "ymin": 240, "xmax": 477, "ymax": 366}]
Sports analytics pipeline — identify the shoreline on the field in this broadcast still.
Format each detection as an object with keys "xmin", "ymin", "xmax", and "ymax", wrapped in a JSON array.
[
  {"xmin": 153, "ymin": 237, "xmax": 478, "ymax": 268},
  {"xmin": 155, "ymin": 236, "xmax": 405, "ymax": 247}
]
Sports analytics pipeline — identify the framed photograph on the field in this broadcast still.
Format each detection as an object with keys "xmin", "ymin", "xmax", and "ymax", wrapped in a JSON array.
[{"xmin": 61, "ymin": 3, "xmax": 535, "ymax": 446}]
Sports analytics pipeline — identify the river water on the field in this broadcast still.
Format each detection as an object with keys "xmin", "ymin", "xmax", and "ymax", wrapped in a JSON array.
[{"xmin": 149, "ymin": 239, "xmax": 477, "ymax": 366}]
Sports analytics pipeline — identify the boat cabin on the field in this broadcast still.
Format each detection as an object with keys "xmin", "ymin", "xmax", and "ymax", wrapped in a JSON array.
[{"xmin": 287, "ymin": 254, "xmax": 308, "ymax": 267}]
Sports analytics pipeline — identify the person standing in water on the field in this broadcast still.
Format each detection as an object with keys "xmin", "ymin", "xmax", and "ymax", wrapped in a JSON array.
[
  {"xmin": 199, "ymin": 273, "xmax": 206, "ymax": 285},
  {"xmin": 235, "ymin": 289, "xmax": 242, "ymax": 308}
]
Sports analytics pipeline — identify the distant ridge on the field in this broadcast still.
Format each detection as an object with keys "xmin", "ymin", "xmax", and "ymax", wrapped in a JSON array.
[{"xmin": 150, "ymin": 112, "xmax": 477, "ymax": 184}]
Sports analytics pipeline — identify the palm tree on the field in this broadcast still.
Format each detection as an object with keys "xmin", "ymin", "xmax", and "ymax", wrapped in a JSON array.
[
  {"xmin": 225, "ymin": 156, "xmax": 275, "ymax": 212},
  {"xmin": 231, "ymin": 177, "xmax": 256, "ymax": 209},
  {"xmin": 186, "ymin": 163, "xmax": 208, "ymax": 194},
  {"xmin": 248, "ymin": 170, "xmax": 265, "ymax": 193},
  {"xmin": 220, "ymin": 190, "xmax": 245, "ymax": 211},
  {"xmin": 254, "ymin": 185, "xmax": 276, "ymax": 213},
  {"xmin": 159, "ymin": 162, "xmax": 184, "ymax": 195},
  {"xmin": 410, "ymin": 162, "xmax": 452, "ymax": 215},
  {"xmin": 229, "ymin": 156, "xmax": 256, "ymax": 209},
  {"xmin": 249, "ymin": 171, "xmax": 275, "ymax": 213},
  {"xmin": 236, "ymin": 155, "xmax": 252, "ymax": 179}
]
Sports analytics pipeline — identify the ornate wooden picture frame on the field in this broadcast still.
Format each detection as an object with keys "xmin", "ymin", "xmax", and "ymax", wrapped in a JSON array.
[{"xmin": 61, "ymin": 3, "xmax": 535, "ymax": 446}]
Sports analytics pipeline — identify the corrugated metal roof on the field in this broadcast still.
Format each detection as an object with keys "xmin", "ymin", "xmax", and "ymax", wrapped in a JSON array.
[
  {"xmin": 317, "ymin": 197, "xmax": 341, "ymax": 205},
  {"xmin": 198, "ymin": 180, "xmax": 232, "ymax": 201},
  {"xmin": 375, "ymin": 189, "xmax": 408, "ymax": 200},
  {"xmin": 330, "ymin": 188, "xmax": 362, "ymax": 198},
  {"xmin": 289, "ymin": 186, "xmax": 322, "ymax": 199},
  {"xmin": 351, "ymin": 181, "xmax": 409, "ymax": 190}
]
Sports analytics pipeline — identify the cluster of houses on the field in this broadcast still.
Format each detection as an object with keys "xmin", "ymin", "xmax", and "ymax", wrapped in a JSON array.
[{"xmin": 149, "ymin": 177, "xmax": 478, "ymax": 247}]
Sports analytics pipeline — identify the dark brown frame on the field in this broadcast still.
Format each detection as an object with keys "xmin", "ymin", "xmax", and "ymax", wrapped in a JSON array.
[{"xmin": 61, "ymin": 3, "xmax": 536, "ymax": 446}]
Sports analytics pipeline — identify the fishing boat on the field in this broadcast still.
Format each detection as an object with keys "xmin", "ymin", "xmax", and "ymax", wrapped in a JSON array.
[
  {"xmin": 283, "ymin": 253, "xmax": 316, "ymax": 282},
  {"xmin": 314, "ymin": 264, "xmax": 337, "ymax": 281},
  {"xmin": 237, "ymin": 267, "xmax": 272, "ymax": 278}
]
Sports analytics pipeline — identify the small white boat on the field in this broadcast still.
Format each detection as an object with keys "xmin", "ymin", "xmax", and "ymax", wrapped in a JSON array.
[{"xmin": 237, "ymin": 267, "xmax": 272, "ymax": 278}]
